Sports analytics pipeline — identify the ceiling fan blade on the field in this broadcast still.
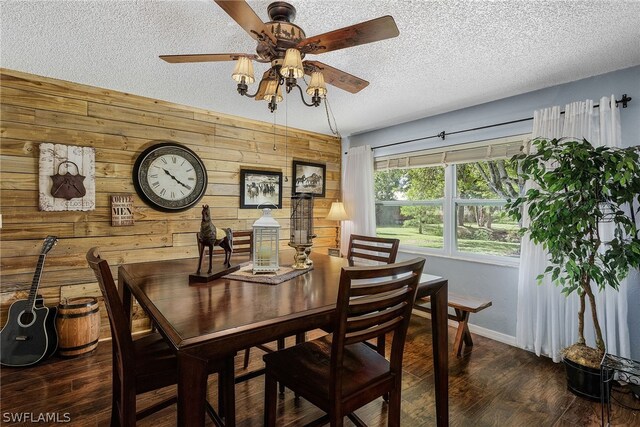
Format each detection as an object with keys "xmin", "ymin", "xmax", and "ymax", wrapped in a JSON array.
[
  {"xmin": 214, "ymin": 0, "xmax": 276, "ymax": 44},
  {"xmin": 304, "ymin": 61, "xmax": 369, "ymax": 94},
  {"xmin": 160, "ymin": 53, "xmax": 259, "ymax": 63},
  {"xmin": 297, "ymin": 16, "xmax": 399, "ymax": 55}
]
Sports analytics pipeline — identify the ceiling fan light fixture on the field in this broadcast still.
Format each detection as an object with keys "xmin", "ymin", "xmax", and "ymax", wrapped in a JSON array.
[
  {"xmin": 280, "ymin": 48, "xmax": 304, "ymax": 79},
  {"xmin": 232, "ymin": 56, "xmax": 255, "ymax": 84},
  {"xmin": 306, "ymin": 71, "xmax": 327, "ymax": 97},
  {"xmin": 263, "ymin": 79, "xmax": 283, "ymax": 102}
]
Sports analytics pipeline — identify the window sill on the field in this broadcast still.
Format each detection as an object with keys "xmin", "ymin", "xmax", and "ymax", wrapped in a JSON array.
[{"xmin": 399, "ymin": 246, "xmax": 520, "ymax": 268}]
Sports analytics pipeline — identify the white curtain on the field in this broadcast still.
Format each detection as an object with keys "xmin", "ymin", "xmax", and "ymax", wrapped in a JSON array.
[
  {"xmin": 516, "ymin": 96, "xmax": 630, "ymax": 361},
  {"xmin": 340, "ymin": 145, "xmax": 376, "ymax": 256}
]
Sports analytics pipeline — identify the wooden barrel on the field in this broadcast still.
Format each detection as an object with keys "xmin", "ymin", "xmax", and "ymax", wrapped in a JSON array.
[{"xmin": 56, "ymin": 297, "xmax": 100, "ymax": 357}]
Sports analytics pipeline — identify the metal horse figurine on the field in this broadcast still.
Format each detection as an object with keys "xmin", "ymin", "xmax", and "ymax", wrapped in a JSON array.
[{"xmin": 197, "ymin": 205, "xmax": 233, "ymax": 274}]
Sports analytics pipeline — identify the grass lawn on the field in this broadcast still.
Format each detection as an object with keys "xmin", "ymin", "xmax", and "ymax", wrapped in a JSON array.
[
  {"xmin": 377, "ymin": 226, "xmax": 520, "ymax": 257},
  {"xmin": 377, "ymin": 226, "xmax": 443, "ymax": 249}
]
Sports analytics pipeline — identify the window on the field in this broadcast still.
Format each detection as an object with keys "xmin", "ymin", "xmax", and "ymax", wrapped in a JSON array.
[
  {"xmin": 375, "ymin": 167, "xmax": 445, "ymax": 249},
  {"xmin": 374, "ymin": 136, "xmax": 527, "ymax": 261},
  {"xmin": 454, "ymin": 160, "xmax": 522, "ymax": 257}
]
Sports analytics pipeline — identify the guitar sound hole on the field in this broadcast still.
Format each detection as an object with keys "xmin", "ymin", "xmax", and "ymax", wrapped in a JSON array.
[{"xmin": 18, "ymin": 311, "xmax": 36, "ymax": 327}]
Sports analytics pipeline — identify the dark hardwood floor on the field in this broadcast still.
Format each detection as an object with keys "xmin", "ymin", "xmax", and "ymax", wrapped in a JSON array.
[{"xmin": 1, "ymin": 315, "xmax": 638, "ymax": 426}]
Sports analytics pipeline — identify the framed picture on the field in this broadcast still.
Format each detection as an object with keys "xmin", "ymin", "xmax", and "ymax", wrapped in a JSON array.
[
  {"xmin": 240, "ymin": 169, "xmax": 283, "ymax": 209},
  {"xmin": 292, "ymin": 160, "xmax": 326, "ymax": 197}
]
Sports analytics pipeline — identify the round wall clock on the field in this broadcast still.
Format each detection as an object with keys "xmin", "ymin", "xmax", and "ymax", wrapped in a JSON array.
[{"xmin": 133, "ymin": 142, "xmax": 207, "ymax": 212}]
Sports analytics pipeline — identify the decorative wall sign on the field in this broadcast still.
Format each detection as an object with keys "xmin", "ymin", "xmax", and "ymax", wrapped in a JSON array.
[
  {"xmin": 240, "ymin": 169, "xmax": 282, "ymax": 209},
  {"xmin": 292, "ymin": 160, "xmax": 326, "ymax": 197},
  {"xmin": 39, "ymin": 143, "xmax": 95, "ymax": 211},
  {"xmin": 111, "ymin": 195, "xmax": 135, "ymax": 226}
]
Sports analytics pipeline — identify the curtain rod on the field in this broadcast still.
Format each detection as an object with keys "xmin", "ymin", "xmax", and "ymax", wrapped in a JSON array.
[{"xmin": 345, "ymin": 94, "xmax": 632, "ymax": 155}]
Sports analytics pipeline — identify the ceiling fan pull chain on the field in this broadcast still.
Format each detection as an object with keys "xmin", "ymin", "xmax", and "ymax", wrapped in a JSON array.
[
  {"xmin": 284, "ymin": 90, "xmax": 289, "ymax": 182},
  {"xmin": 272, "ymin": 108, "xmax": 277, "ymax": 151},
  {"xmin": 324, "ymin": 97, "xmax": 341, "ymax": 138}
]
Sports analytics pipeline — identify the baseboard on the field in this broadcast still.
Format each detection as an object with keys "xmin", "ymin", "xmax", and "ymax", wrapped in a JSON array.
[
  {"xmin": 412, "ymin": 309, "xmax": 517, "ymax": 347},
  {"xmin": 467, "ymin": 323, "xmax": 517, "ymax": 347}
]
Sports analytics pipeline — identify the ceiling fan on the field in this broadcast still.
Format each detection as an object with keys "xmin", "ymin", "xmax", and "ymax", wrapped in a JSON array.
[{"xmin": 160, "ymin": 0, "xmax": 399, "ymax": 112}]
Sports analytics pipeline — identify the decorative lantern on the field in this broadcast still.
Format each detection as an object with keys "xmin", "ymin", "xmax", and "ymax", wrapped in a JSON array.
[
  {"xmin": 252, "ymin": 208, "xmax": 280, "ymax": 274},
  {"xmin": 288, "ymin": 194, "xmax": 315, "ymax": 269}
]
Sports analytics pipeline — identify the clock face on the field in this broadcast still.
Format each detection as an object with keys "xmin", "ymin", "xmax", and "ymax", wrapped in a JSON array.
[{"xmin": 133, "ymin": 143, "xmax": 207, "ymax": 212}]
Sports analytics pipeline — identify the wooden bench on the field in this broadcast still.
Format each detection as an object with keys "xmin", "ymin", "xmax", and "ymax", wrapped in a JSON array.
[{"xmin": 414, "ymin": 293, "xmax": 492, "ymax": 358}]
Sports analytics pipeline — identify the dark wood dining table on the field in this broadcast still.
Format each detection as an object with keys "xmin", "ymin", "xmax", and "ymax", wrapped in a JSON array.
[{"xmin": 118, "ymin": 252, "xmax": 448, "ymax": 427}]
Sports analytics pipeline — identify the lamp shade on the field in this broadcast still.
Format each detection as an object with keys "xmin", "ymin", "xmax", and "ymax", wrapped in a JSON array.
[
  {"xmin": 306, "ymin": 71, "xmax": 327, "ymax": 97},
  {"xmin": 326, "ymin": 201, "xmax": 348, "ymax": 221},
  {"xmin": 280, "ymin": 48, "xmax": 304, "ymax": 78},
  {"xmin": 262, "ymin": 79, "xmax": 283, "ymax": 102},
  {"xmin": 232, "ymin": 57, "xmax": 255, "ymax": 84}
]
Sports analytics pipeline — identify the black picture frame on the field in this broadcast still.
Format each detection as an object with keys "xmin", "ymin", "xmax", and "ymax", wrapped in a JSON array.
[
  {"xmin": 240, "ymin": 169, "xmax": 283, "ymax": 209},
  {"xmin": 292, "ymin": 160, "xmax": 326, "ymax": 197}
]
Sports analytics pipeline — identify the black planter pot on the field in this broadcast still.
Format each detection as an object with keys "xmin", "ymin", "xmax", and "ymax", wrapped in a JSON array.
[{"xmin": 563, "ymin": 357, "xmax": 611, "ymax": 401}]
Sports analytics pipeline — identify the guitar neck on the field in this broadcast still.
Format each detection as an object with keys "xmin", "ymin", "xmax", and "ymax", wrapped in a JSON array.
[{"xmin": 26, "ymin": 254, "xmax": 47, "ymax": 312}]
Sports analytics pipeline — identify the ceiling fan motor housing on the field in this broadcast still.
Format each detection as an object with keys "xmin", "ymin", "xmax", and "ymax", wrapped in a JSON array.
[
  {"xmin": 267, "ymin": 2, "xmax": 296, "ymax": 22},
  {"xmin": 260, "ymin": 1, "xmax": 306, "ymax": 65}
]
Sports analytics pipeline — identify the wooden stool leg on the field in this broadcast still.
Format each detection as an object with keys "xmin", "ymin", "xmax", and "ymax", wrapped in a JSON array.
[
  {"xmin": 243, "ymin": 348, "xmax": 251, "ymax": 369},
  {"xmin": 294, "ymin": 333, "xmax": 305, "ymax": 401},
  {"xmin": 264, "ymin": 373, "xmax": 277, "ymax": 427},
  {"xmin": 277, "ymin": 338, "xmax": 285, "ymax": 395},
  {"xmin": 223, "ymin": 357, "xmax": 236, "ymax": 427},
  {"xmin": 376, "ymin": 334, "xmax": 386, "ymax": 357},
  {"xmin": 453, "ymin": 309, "xmax": 471, "ymax": 358}
]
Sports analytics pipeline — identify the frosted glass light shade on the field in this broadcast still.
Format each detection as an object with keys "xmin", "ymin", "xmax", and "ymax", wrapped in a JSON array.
[
  {"xmin": 263, "ymin": 80, "xmax": 283, "ymax": 102},
  {"xmin": 306, "ymin": 71, "xmax": 327, "ymax": 96},
  {"xmin": 232, "ymin": 57, "xmax": 255, "ymax": 84},
  {"xmin": 326, "ymin": 202, "xmax": 348, "ymax": 221},
  {"xmin": 280, "ymin": 48, "xmax": 304, "ymax": 78}
]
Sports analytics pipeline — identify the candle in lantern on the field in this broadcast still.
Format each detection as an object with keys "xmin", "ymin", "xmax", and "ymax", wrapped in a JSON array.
[{"xmin": 294, "ymin": 230, "xmax": 308, "ymax": 244}]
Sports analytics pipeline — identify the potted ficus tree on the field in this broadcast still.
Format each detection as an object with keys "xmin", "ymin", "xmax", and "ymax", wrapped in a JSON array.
[{"xmin": 505, "ymin": 137, "xmax": 640, "ymax": 399}]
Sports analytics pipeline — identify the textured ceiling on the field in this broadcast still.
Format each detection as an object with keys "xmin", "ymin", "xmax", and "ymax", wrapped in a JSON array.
[{"xmin": 2, "ymin": 0, "xmax": 640, "ymax": 137}]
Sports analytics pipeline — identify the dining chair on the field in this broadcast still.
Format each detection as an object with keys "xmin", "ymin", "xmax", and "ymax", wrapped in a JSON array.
[
  {"xmin": 347, "ymin": 234, "xmax": 400, "ymax": 267},
  {"xmin": 263, "ymin": 257, "xmax": 425, "ymax": 427},
  {"xmin": 220, "ymin": 229, "xmax": 267, "ymax": 370},
  {"xmin": 346, "ymin": 234, "xmax": 400, "ymax": 358},
  {"xmin": 213, "ymin": 229, "xmax": 253, "ymax": 260},
  {"xmin": 233, "ymin": 230, "xmax": 302, "ymax": 395},
  {"xmin": 86, "ymin": 247, "xmax": 235, "ymax": 427}
]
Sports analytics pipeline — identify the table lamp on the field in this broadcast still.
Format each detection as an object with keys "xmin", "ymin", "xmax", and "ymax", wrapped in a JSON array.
[{"xmin": 326, "ymin": 201, "xmax": 349, "ymax": 257}]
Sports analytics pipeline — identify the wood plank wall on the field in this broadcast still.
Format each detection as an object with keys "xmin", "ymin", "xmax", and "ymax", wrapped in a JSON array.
[{"xmin": 0, "ymin": 68, "xmax": 342, "ymax": 338}]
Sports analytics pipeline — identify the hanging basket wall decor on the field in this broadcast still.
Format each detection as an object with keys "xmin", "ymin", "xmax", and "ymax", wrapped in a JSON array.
[
  {"xmin": 39, "ymin": 143, "xmax": 95, "ymax": 211},
  {"xmin": 50, "ymin": 160, "xmax": 86, "ymax": 200}
]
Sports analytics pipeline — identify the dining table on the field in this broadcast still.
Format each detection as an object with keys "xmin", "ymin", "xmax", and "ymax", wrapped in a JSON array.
[{"xmin": 118, "ymin": 251, "xmax": 448, "ymax": 427}]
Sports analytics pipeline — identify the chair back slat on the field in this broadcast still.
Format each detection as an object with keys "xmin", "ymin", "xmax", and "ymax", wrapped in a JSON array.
[
  {"xmin": 232, "ymin": 230, "xmax": 253, "ymax": 254},
  {"xmin": 350, "ymin": 274, "xmax": 416, "ymax": 297},
  {"xmin": 346, "ymin": 302, "xmax": 406, "ymax": 332},
  {"xmin": 348, "ymin": 288, "xmax": 411, "ymax": 316},
  {"xmin": 330, "ymin": 258, "xmax": 424, "ymax": 393},
  {"xmin": 213, "ymin": 229, "xmax": 253, "ymax": 256},
  {"xmin": 347, "ymin": 235, "xmax": 400, "ymax": 266},
  {"xmin": 344, "ymin": 317, "xmax": 404, "ymax": 346},
  {"xmin": 350, "ymin": 242, "xmax": 395, "ymax": 254}
]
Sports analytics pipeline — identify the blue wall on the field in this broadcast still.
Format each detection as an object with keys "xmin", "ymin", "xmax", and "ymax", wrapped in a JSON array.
[{"xmin": 347, "ymin": 65, "xmax": 640, "ymax": 359}]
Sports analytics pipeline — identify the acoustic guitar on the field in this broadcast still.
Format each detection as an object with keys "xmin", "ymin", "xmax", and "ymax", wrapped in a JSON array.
[{"xmin": 0, "ymin": 236, "xmax": 59, "ymax": 367}]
